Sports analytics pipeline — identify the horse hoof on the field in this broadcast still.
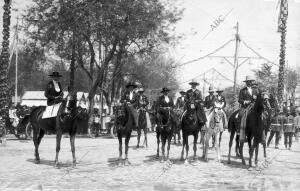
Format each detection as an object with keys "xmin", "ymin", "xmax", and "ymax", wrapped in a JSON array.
[
  {"xmin": 184, "ymin": 160, "xmax": 189, "ymax": 165},
  {"xmin": 35, "ymin": 159, "xmax": 40, "ymax": 164},
  {"xmin": 227, "ymin": 160, "xmax": 231, "ymax": 164}
]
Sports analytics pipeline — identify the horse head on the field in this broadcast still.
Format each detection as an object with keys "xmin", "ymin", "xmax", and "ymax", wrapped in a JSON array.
[{"xmin": 115, "ymin": 103, "xmax": 128, "ymax": 125}]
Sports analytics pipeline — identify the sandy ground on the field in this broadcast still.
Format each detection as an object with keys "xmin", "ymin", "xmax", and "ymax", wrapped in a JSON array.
[{"xmin": 0, "ymin": 131, "xmax": 300, "ymax": 191}]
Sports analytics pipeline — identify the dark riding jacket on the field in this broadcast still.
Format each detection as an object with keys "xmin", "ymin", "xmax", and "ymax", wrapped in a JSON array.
[
  {"xmin": 135, "ymin": 94, "xmax": 149, "ymax": 109},
  {"xmin": 186, "ymin": 88, "xmax": 207, "ymax": 123},
  {"xmin": 156, "ymin": 95, "xmax": 174, "ymax": 108},
  {"xmin": 120, "ymin": 89, "xmax": 137, "ymax": 105},
  {"xmin": 44, "ymin": 80, "xmax": 63, "ymax": 106},
  {"xmin": 238, "ymin": 86, "xmax": 257, "ymax": 108},
  {"xmin": 204, "ymin": 94, "xmax": 215, "ymax": 109}
]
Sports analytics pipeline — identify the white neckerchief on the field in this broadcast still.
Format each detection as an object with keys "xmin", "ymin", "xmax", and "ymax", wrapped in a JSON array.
[
  {"xmin": 164, "ymin": 95, "xmax": 170, "ymax": 103},
  {"xmin": 129, "ymin": 91, "xmax": 133, "ymax": 100},
  {"xmin": 52, "ymin": 80, "xmax": 60, "ymax": 92},
  {"xmin": 181, "ymin": 97, "xmax": 184, "ymax": 101},
  {"xmin": 247, "ymin": 87, "xmax": 252, "ymax": 96},
  {"xmin": 192, "ymin": 88, "xmax": 196, "ymax": 92}
]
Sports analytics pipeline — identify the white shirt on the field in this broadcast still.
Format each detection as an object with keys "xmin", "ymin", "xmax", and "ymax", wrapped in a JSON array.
[
  {"xmin": 247, "ymin": 87, "xmax": 252, "ymax": 96},
  {"xmin": 129, "ymin": 91, "xmax": 134, "ymax": 100},
  {"xmin": 164, "ymin": 96, "xmax": 170, "ymax": 103},
  {"xmin": 181, "ymin": 97, "xmax": 185, "ymax": 101},
  {"xmin": 52, "ymin": 80, "xmax": 60, "ymax": 92}
]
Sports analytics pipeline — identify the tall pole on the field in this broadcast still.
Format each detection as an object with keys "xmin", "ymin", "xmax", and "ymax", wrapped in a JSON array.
[
  {"xmin": 233, "ymin": 22, "xmax": 240, "ymax": 95},
  {"xmin": 277, "ymin": 0, "xmax": 288, "ymax": 106},
  {"xmin": 14, "ymin": 17, "xmax": 19, "ymax": 106}
]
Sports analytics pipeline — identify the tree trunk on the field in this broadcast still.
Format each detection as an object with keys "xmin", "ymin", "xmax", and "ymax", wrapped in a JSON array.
[
  {"xmin": 277, "ymin": 20, "xmax": 287, "ymax": 105},
  {"xmin": 69, "ymin": 39, "xmax": 76, "ymax": 90},
  {"xmin": 0, "ymin": 0, "xmax": 12, "ymax": 136}
]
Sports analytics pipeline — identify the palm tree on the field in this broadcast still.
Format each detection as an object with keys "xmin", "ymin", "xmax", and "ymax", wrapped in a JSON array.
[{"xmin": 0, "ymin": 0, "xmax": 12, "ymax": 139}]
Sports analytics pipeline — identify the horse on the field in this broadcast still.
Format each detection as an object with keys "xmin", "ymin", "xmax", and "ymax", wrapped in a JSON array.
[
  {"xmin": 156, "ymin": 107, "xmax": 175, "ymax": 161},
  {"xmin": 181, "ymin": 101, "xmax": 205, "ymax": 164},
  {"xmin": 228, "ymin": 93, "xmax": 271, "ymax": 167},
  {"xmin": 227, "ymin": 110, "xmax": 241, "ymax": 163},
  {"xmin": 114, "ymin": 103, "xmax": 134, "ymax": 164},
  {"xmin": 136, "ymin": 107, "xmax": 148, "ymax": 148},
  {"xmin": 172, "ymin": 108, "xmax": 183, "ymax": 144},
  {"xmin": 30, "ymin": 90, "xmax": 78, "ymax": 167},
  {"xmin": 203, "ymin": 108, "xmax": 225, "ymax": 162}
]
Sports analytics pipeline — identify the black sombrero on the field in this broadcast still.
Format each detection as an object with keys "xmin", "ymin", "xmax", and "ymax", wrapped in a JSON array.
[
  {"xmin": 49, "ymin": 71, "xmax": 62, "ymax": 78},
  {"xmin": 125, "ymin": 81, "xmax": 137, "ymax": 88},
  {"xmin": 161, "ymin": 87, "xmax": 171, "ymax": 93}
]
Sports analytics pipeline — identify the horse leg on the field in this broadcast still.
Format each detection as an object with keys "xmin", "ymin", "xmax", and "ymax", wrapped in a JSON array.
[
  {"xmin": 219, "ymin": 131, "xmax": 223, "ymax": 148},
  {"xmin": 33, "ymin": 128, "xmax": 43, "ymax": 163},
  {"xmin": 239, "ymin": 141, "xmax": 246, "ymax": 165},
  {"xmin": 161, "ymin": 135, "xmax": 167, "ymax": 161},
  {"xmin": 143, "ymin": 127, "xmax": 148, "ymax": 148},
  {"xmin": 184, "ymin": 136, "xmax": 189, "ymax": 164},
  {"xmin": 118, "ymin": 133, "xmax": 122, "ymax": 160},
  {"xmin": 235, "ymin": 134, "xmax": 240, "ymax": 157},
  {"xmin": 181, "ymin": 135, "xmax": 186, "ymax": 161},
  {"xmin": 137, "ymin": 128, "xmax": 141, "ymax": 148},
  {"xmin": 156, "ymin": 131, "xmax": 160, "ymax": 158},
  {"xmin": 178, "ymin": 131, "xmax": 181, "ymax": 144},
  {"xmin": 70, "ymin": 133, "xmax": 76, "ymax": 167},
  {"xmin": 228, "ymin": 130, "xmax": 235, "ymax": 164},
  {"xmin": 204, "ymin": 130, "xmax": 210, "ymax": 162},
  {"xmin": 125, "ymin": 132, "xmax": 131, "ymax": 164},
  {"xmin": 254, "ymin": 140, "xmax": 259, "ymax": 166},
  {"xmin": 193, "ymin": 132, "xmax": 198, "ymax": 160},
  {"xmin": 54, "ymin": 130, "xmax": 62, "ymax": 168},
  {"xmin": 248, "ymin": 137, "xmax": 253, "ymax": 167},
  {"xmin": 215, "ymin": 132, "xmax": 221, "ymax": 162},
  {"xmin": 167, "ymin": 136, "xmax": 172, "ymax": 160}
]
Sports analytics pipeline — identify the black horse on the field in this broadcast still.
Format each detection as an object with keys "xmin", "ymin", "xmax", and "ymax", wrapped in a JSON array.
[
  {"xmin": 30, "ymin": 90, "xmax": 78, "ymax": 167},
  {"xmin": 137, "ymin": 107, "xmax": 148, "ymax": 148},
  {"xmin": 114, "ymin": 103, "xmax": 134, "ymax": 164},
  {"xmin": 228, "ymin": 93, "xmax": 271, "ymax": 167},
  {"xmin": 181, "ymin": 101, "xmax": 205, "ymax": 163},
  {"xmin": 227, "ymin": 110, "xmax": 241, "ymax": 163},
  {"xmin": 156, "ymin": 107, "xmax": 175, "ymax": 161},
  {"xmin": 172, "ymin": 108, "xmax": 183, "ymax": 144}
]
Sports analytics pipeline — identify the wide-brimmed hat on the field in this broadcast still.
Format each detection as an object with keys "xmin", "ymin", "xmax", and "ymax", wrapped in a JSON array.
[
  {"xmin": 138, "ymin": 88, "xmax": 145, "ymax": 93},
  {"xmin": 243, "ymin": 76, "xmax": 255, "ymax": 82},
  {"xmin": 161, "ymin": 87, "xmax": 171, "ymax": 93},
  {"xmin": 125, "ymin": 81, "xmax": 137, "ymax": 88},
  {"xmin": 179, "ymin": 91, "xmax": 186, "ymax": 95},
  {"xmin": 49, "ymin": 71, "xmax": 62, "ymax": 78},
  {"xmin": 208, "ymin": 86, "xmax": 214, "ymax": 93},
  {"xmin": 189, "ymin": 79, "xmax": 199, "ymax": 86},
  {"xmin": 216, "ymin": 88, "xmax": 223, "ymax": 93}
]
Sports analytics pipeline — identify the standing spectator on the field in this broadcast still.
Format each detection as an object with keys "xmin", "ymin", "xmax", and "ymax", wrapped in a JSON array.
[
  {"xmin": 293, "ymin": 111, "xmax": 300, "ymax": 142},
  {"xmin": 284, "ymin": 111, "xmax": 295, "ymax": 150}
]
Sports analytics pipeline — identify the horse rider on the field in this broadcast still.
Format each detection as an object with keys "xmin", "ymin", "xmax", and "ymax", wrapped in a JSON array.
[
  {"xmin": 136, "ymin": 88, "xmax": 152, "ymax": 128},
  {"xmin": 204, "ymin": 86, "xmax": 215, "ymax": 112},
  {"xmin": 284, "ymin": 111, "xmax": 295, "ymax": 150},
  {"xmin": 238, "ymin": 76, "xmax": 257, "ymax": 141},
  {"xmin": 267, "ymin": 108, "xmax": 286, "ymax": 149},
  {"xmin": 176, "ymin": 91, "xmax": 186, "ymax": 110},
  {"xmin": 44, "ymin": 71, "xmax": 64, "ymax": 106},
  {"xmin": 120, "ymin": 81, "xmax": 139, "ymax": 128},
  {"xmin": 156, "ymin": 87, "xmax": 174, "ymax": 125},
  {"xmin": 185, "ymin": 80, "xmax": 207, "ymax": 125},
  {"xmin": 214, "ymin": 88, "xmax": 228, "ymax": 129}
]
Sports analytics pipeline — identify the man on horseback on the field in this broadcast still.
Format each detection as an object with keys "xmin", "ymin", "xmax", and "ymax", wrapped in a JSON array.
[
  {"xmin": 238, "ymin": 76, "xmax": 257, "ymax": 141},
  {"xmin": 120, "ymin": 81, "xmax": 139, "ymax": 129},
  {"xmin": 185, "ymin": 80, "xmax": 207, "ymax": 125},
  {"xmin": 214, "ymin": 88, "xmax": 228, "ymax": 129},
  {"xmin": 156, "ymin": 87, "xmax": 174, "ymax": 126},
  {"xmin": 204, "ymin": 86, "xmax": 215, "ymax": 111},
  {"xmin": 44, "ymin": 72, "xmax": 64, "ymax": 106},
  {"xmin": 176, "ymin": 91, "xmax": 186, "ymax": 109}
]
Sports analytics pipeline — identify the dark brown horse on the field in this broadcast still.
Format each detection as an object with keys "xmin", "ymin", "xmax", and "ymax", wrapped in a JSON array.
[
  {"xmin": 228, "ymin": 93, "xmax": 271, "ymax": 167},
  {"xmin": 114, "ymin": 103, "xmax": 134, "ymax": 165},
  {"xmin": 137, "ymin": 107, "xmax": 148, "ymax": 148},
  {"xmin": 30, "ymin": 90, "xmax": 78, "ymax": 167},
  {"xmin": 227, "ymin": 110, "xmax": 241, "ymax": 163},
  {"xmin": 181, "ymin": 101, "xmax": 205, "ymax": 164},
  {"xmin": 156, "ymin": 107, "xmax": 175, "ymax": 161}
]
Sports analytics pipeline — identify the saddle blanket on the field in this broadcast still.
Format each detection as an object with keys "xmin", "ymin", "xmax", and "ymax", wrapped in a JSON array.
[{"xmin": 42, "ymin": 103, "xmax": 61, "ymax": 119}]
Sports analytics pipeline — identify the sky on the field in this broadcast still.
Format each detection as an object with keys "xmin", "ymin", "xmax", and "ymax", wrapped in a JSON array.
[{"xmin": 0, "ymin": 0, "xmax": 299, "ymax": 94}]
